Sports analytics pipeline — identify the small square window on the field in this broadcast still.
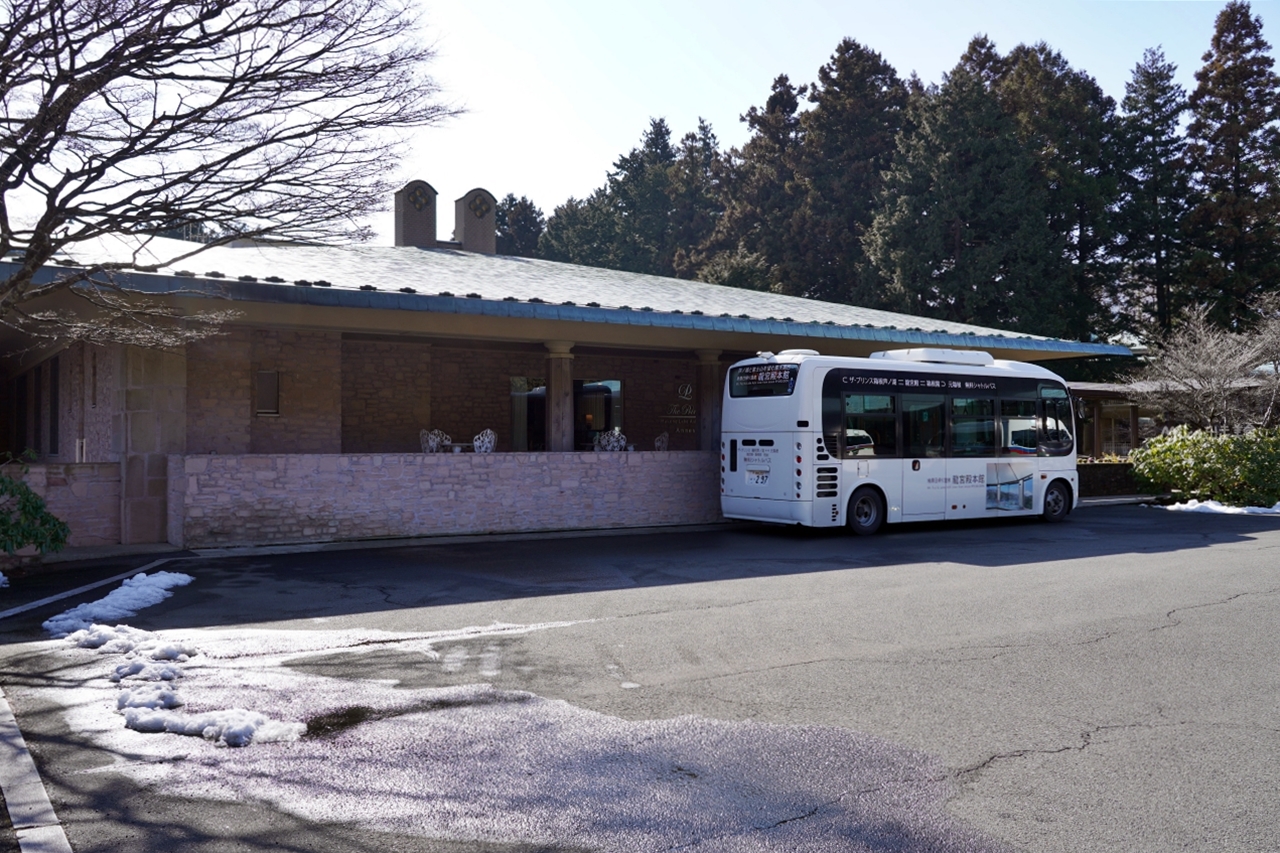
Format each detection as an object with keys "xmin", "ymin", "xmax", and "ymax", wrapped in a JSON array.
[{"xmin": 256, "ymin": 370, "xmax": 280, "ymax": 415}]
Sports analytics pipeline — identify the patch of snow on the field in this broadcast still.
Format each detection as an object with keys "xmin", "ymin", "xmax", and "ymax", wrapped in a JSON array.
[
  {"xmin": 121, "ymin": 707, "xmax": 304, "ymax": 747},
  {"xmin": 42, "ymin": 571, "xmax": 195, "ymax": 637},
  {"xmin": 1161, "ymin": 499, "xmax": 1280, "ymax": 515},
  {"xmin": 111, "ymin": 660, "xmax": 184, "ymax": 682},
  {"xmin": 0, "ymin": 571, "xmax": 8, "ymax": 588},
  {"xmin": 117, "ymin": 683, "xmax": 183, "ymax": 710}
]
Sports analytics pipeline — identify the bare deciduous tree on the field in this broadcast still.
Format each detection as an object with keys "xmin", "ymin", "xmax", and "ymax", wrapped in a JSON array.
[
  {"xmin": 1129, "ymin": 305, "xmax": 1278, "ymax": 431},
  {"xmin": 0, "ymin": 0, "xmax": 458, "ymax": 346}
]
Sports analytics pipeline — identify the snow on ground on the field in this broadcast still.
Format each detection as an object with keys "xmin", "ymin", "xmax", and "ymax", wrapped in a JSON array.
[
  {"xmin": 42, "ymin": 571, "xmax": 195, "ymax": 636},
  {"xmin": 1159, "ymin": 499, "xmax": 1280, "ymax": 515},
  {"xmin": 30, "ymin": 575, "xmax": 1009, "ymax": 851},
  {"xmin": 0, "ymin": 570, "xmax": 8, "ymax": 588}
]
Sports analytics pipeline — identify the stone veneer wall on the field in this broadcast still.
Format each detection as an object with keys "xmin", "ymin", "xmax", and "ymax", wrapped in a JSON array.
[
  {"xmin": 17, "ymin": 463, "xmax": 121, "ymax": 547},
  {"xmin": 168, "ymin": 451, "xmax": 723, "ymax": 548}
]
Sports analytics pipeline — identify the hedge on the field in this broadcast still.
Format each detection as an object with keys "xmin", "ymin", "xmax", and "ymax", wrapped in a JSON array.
[{"xmin": 1130, "ymin": 425, "xmax": 1280, "ymax": 507}]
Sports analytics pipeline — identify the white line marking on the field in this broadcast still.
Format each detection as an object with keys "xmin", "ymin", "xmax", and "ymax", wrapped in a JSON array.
[
  {"xmin": 0, "ymin": 558, "xmax": 174, "ymax": 623},
  {"xmin": 0, "ymin": 686, "xmax": 73, "ymax": 853}
]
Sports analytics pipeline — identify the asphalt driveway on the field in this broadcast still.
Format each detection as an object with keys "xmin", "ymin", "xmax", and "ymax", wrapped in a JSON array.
[{"xmin": 1, "ymin": 503, "xmax": 1277, "ymax": 852}]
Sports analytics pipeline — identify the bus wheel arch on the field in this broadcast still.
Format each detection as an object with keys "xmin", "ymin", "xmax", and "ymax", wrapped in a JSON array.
[
  {"xmin": 847, "ymin": 485, "xmax": 886, "ymax": 536},
  {"xmin": 1042, "ymin": 479, "xmax": 1072, "ymax": 523}
]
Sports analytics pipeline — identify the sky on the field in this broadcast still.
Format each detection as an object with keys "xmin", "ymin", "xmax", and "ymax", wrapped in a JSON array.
[{"xmin": 387, "ymin": 0, "xmax": 1260, "ymax": 244}]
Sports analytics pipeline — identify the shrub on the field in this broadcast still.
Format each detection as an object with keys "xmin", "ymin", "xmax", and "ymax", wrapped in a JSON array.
[
  {"xmin": 0, "ymin": 458, "xmax": 70, "ymax": 555},
  {"xmin": 1130, "ymin": 425, "xmax": 1280, "ymax": 507}
]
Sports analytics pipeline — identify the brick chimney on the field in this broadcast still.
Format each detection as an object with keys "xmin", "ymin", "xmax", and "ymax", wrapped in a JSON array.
[
  {"xmin": 394, "ymin": 180, "xmax": 438, "ymax": 248},
  {"xmin": 454, "ymin": 188, "xmax": 497, "ymax": 254}
]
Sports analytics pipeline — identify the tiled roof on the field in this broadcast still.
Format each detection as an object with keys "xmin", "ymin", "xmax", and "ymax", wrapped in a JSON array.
[{"xmin": 12, "ymin": 237, "xmax": 1131, "ymax": 357}]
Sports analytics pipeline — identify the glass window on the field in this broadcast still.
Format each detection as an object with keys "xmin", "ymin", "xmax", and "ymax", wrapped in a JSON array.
[
  {"xmin": 255, "ymin": 370, "xmax": 280, "ymax": 415},
  {"xmin": 951, "ymin": 397, "xmax": 995, "ymax": 457},
  {"xmin": 842, "ymin": 394, "xmax": 897, "ymax": 457},
  {"xmin": 1000, "ymin": 399, "xmax": 1038, "ymax": 456},
  {"xmin": 902, "ymin": 394, "xmax": 946, "ymax": 458},
  {"xmin": 729, "ymin": 364, "xmax": 799, "ymax": 397},
  {"xmin": 576, "ymin": 379, "xmax": 623, "ymax": 450},
  {"xmin": 1040, "ymin": 397, "xmax": 1075, "ymax": 456},
  {"xmin": 510, "ymin": 377, "xmax": 546, "ymax": 451}
]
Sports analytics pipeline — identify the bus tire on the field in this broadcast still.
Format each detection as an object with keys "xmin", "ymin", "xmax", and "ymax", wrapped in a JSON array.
[
  {"xmin": 1042, "ymin": 480, "xmax": 1071, "ymax": 523},
  {"xmin": 848, "ymin": 487, "xmax": 885, "ymax": 536}
]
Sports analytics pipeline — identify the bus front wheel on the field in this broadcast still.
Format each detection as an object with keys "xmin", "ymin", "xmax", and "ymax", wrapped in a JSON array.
[
  {"xmin": 848, "ymin": 487, "xmax": 885, "ymax": 536},
  {"xmin": 1042, "ymin": 480, "xmax": 1071, "ymax": 523}
]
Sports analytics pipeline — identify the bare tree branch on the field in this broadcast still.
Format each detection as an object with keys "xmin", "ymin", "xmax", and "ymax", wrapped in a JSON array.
[{"xmin": 1, "ymin": 0, "xmax": 459, "ymax": 344}]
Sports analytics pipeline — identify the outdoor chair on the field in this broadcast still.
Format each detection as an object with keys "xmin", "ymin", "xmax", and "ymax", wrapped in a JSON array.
[
  {"xmin": 473, "ymin": 428, "xmax": 497, "ymax": 453},
  {"xmin": 421, "ymin": 428, "xmax": 451, "ymax": 453},
  {"xmin": 594, "ymin": 428, "xmax": 628, "ymax": 452}
]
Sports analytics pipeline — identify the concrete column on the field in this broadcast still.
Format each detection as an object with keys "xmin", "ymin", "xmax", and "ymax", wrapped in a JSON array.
[
  {"xmin": 119, "ymin": 345, "xmax": 187, "ymax": 544},
  {"xmin": 545, "ymin": 341, "xmax": 575, "ymax": 452},
  {"xmin": 696, "ymin": 349, "xmax": 723, "ymax": 452},
  {"xmin": 1129, "ymin": 405, "xmax": 1141, "ymax": 454}
]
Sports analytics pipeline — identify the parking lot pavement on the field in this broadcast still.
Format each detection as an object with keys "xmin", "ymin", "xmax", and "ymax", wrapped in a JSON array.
[{"xmin": 2, "ymin": 503, "xmax": 1279, "ymax": 852}]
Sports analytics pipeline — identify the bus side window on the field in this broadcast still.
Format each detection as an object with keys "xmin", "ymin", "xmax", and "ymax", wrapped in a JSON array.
[
  {"xmin": 843, "ymin": 393, "xmax": 898, "ymax": 457},
  {"xmin": 1000, "ymin": 399, "xmax": 1038, "ymax": 456},
  {"xmin": 951, "ymin": 397, "xmax": 995, "ymax": 457}
]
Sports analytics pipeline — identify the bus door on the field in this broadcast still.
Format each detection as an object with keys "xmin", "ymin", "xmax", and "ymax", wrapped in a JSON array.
[{"xmin": 901, "ymin": 394, "xmax": 947, "ymax": 519}]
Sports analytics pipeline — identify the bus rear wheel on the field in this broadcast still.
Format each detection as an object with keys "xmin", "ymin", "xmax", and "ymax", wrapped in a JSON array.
[
  {"xmin": 848, "ymin": 487, "xmax": 884, "ymax": 536},
  {"xmin": 1042, "ymin": 480, "xmax": 1071, "ymax": 523}
]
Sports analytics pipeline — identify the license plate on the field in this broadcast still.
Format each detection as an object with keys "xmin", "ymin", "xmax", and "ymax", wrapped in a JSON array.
[{"xmin": 746, "ymin": 467, "xmax": 770, "ymax": 485}]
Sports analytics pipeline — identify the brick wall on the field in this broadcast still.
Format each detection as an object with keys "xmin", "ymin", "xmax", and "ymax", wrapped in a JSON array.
[
  {"xmin": 16, "ymin": 463, "xmax": 121, "ymax": 547},
  {"xmin": 187, "ymin": 328, "xmax": 251, "ymax": 454},
  {"xmin": 341, "ymin": 340, "xmax": 435, "ymax": 453},
  {"xmin": 169, "ymin": 451, "xmax": 723, "ymax": 548},
  {"xmin": 429, "ymin": 348, "xmax": 544, "ymax": 452},
  {"xmin": 250, "ymin": 330, "xmax": 341, "ymax": 453}
]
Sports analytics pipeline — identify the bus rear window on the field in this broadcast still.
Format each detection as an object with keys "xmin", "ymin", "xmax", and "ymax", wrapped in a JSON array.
[{"xmin": 729, "ymin": 364, "xmax": 799, "ymax": 397}]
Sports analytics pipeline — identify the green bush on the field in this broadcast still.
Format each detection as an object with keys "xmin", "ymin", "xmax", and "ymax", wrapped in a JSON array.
[
  {"xmin": 0, "ymin": 462, "xmax": 70, "ymax": 555},
  {"xmin": 1130, "ymin": 425, "xmax": 1280, "ymax": 507}
]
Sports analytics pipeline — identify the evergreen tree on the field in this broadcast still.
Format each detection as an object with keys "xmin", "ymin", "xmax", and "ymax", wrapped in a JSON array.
[
  {"xmin": 539, "ymin": 191, "xmax": 619, "ymax": 269},
  {"xmin": 694, "ymin": 75, "xmax": 807, "ymax": 291},
  {"xmin": 1185, "ymin": 0, "xmax": 1280, "ymax": 327},
  {"xmin": 539, "ymin": 119, "xmax": 722, "ymax": 276},
  {"xmin": 789, "ymin": 39, "xmax": 908, "ymax": 305},
  {"xmin": 865, "ymin": 67, "xmax": 1068, "ymax": 334},
  {"xmin": 1114, "ymin": 48, "xmax": 1191, "ymax": 336},
  {"xmin": 495, "ymin": 194, "xmax": 545, "ymax": 257},
  {"xmin": 992, "ymin": 41, "xmax": 1120, "ymax": 340}
]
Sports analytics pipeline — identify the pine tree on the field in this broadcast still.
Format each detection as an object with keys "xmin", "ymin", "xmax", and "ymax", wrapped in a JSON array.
[
  {"xmin": 1185, "ymin": 0, "xmax": 1280, "ymax": 327},
  {"xmin": 865, "ymin": 67, "xmax": 1068, "ymax": 335},
  {"xmin": 1114, "ymin": 48, "xmax": 1191, "ymax": 336},
  {"xmin": 495, "ymin": 195, "xmax": 545, "ymax": 257}
]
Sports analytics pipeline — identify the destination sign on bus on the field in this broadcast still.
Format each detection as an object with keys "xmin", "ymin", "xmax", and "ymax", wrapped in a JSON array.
[{"xmin": 729, "ymin": 364, "xmax": 799, "ymax": 397}]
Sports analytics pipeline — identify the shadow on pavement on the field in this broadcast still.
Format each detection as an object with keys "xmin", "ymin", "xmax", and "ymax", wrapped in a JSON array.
[{"xmin": 2, "ymin": 503, "xmax": 1278, "ymax": 640}]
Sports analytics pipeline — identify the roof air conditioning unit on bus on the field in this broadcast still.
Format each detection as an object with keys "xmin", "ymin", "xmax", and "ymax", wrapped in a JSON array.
[
  {"xmin": 870, "ymin": 348, "xmax": 995, "ymax": 366},
  {"xmin": 778, "ymin": 349, "xmax": 820, "ymax": 356}
]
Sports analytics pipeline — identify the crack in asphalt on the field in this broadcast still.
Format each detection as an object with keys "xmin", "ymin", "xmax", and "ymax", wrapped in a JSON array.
[
  {"xmin": 663, "ymin": 789, "xmax": 854, "ymax": 850},
  {"xmin": 1151, "ymin": 587, "xmax": 1280, "ymax": 632},
  {"xmin": 950, "ymin": 721, "xmax": 1188, "ymax": 783}
]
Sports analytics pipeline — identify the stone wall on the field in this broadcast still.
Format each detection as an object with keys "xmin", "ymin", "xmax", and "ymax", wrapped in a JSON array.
[
  {"xmin": 168, "ymin": 451, "xmax": 723, "ymax": 548},
  {"xmin": 16, "ymin": 463, "xmax": 121, "ymax": 547}
]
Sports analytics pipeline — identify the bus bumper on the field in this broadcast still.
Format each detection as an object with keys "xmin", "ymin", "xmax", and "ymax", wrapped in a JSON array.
[{"xmin": 721, "ymin": 496, "xmax": 812, "ymax": 524}]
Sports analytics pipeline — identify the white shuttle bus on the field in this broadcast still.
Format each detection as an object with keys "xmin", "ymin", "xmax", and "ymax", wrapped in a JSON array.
[{"xmin": 719, "ymin": 348, "xmax": 1078, "ymax": 534}]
